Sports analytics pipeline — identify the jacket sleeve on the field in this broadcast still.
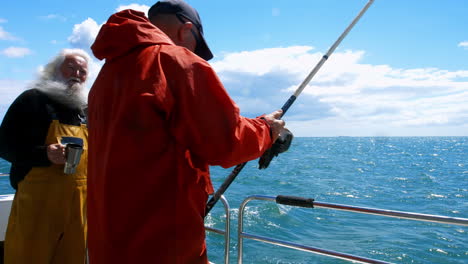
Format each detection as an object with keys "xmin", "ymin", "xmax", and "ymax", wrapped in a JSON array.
[
  {"xmin": 0, "ymin": 90, "xmax": 51, "ymax": 166},
  {"xmin": 167, "ymin": 54, "xmax": 273, "ymax": 168}
]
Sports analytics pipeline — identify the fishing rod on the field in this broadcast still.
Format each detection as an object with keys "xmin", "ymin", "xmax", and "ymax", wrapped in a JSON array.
[{"xmin": 205, "ymin": 0, "xmax": 375, "ymax": 216}]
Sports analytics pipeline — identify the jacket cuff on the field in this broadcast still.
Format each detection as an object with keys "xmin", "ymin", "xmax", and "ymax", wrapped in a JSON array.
[{"xmin": 257, "ymin": 115, "xmax": 273, "ymax": 140}]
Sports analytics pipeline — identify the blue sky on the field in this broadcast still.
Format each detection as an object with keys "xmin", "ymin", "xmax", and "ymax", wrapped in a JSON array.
[{"xmin": 1, "ymin": 0, "xmax": 467, "ymax": 136}]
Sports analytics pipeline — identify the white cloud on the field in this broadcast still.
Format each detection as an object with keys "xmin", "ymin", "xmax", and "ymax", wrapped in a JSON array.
[
  {"xmin": 213, "ymin": 46, "xmax": 317, "ymax": 76},
  {"xmin": 116, "ymin": 4, "xmax": 150, "ymax": 15},
  {"xmin": 1, "ymin": 47, "xmax": 32, "ymax": 57},
  {"xmin": 39, "ymin": 14, "xmax": 67, "ymax": 21},
  {"xmin": 211, "ymin": 46, "xmax": 468, "ymax": 136},
  {"xmin": 0, "ymin": 26, "xmax": 16, "ymax": 41},
  {"xmin": 0, "ymin": 18, "xmax": 7, "ymax": 23},
  {"xmin": 458, "ymin": 41, "xmax": 468, "ymax": 49},
  {"xmin": 67, "ymin": 18, "xmax": 101, "ymax": 53}
]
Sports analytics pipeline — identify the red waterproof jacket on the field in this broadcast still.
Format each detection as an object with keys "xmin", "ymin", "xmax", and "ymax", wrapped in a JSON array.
[{"xmin": 87, "ymin": 10, "xmax": 273, "ymax": 264}]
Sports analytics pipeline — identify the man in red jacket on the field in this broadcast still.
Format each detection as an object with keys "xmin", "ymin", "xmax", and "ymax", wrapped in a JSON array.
[{"xmin": 87, "ymin": 1, "xmax": 287, "ymax": 263}]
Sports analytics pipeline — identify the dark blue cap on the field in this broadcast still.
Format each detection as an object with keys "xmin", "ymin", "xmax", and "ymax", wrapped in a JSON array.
[{"xmin": 148, "ymin": 0, "xmax": 213, "ymax": 61}]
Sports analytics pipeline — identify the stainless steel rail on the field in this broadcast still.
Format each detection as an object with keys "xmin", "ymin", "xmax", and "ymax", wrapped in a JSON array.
[
  {"xmin": 205, "ymin": 195, "xmax": 230, "ymax": 264},
  {"xmin": 313, "ymin": 200, "xmax": 468, "ymax": 226},
  {"xmin": 237, "ymin": 195, "xmax": 468, "ymax": 264}
]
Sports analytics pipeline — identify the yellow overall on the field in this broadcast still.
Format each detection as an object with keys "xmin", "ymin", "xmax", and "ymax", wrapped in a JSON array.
[{"xmin": 4, "ymin": 120, "xmax": 88, "ymax": 264}]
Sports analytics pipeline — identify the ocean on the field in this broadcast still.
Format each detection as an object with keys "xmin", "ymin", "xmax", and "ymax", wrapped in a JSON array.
[{"xmin": 1, "ymin": 137, "xmax": 467, "ymax": 263}]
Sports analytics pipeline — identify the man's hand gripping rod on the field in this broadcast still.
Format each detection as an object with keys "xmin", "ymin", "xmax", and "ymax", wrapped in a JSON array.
[{"xmin": 205, "ymin": 0, "xmax": 375, "ymax": 217}]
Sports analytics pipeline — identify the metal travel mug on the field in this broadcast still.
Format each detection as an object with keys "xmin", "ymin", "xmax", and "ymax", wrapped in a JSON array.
[{"xmin": 64, "ymin": 143, "xmax": 84, "ymax": 174}]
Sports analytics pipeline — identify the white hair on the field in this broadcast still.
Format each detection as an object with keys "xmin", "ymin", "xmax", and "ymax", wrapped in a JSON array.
[
  {"xmin": 33, "ymin": 48, "xmax": 91, "ymax": 109},
  {"xmin": 40, "ymin": 48, "xmax": 91, "ymax": 81}
]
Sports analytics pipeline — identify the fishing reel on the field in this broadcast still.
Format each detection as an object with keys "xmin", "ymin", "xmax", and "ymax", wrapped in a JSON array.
[{"xmin": 258, "ymin": 128, "xmax": 294, "ymax": 169}]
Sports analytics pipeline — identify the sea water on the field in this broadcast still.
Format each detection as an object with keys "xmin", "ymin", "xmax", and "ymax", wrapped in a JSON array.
[{"xmin": 1, "ymin": 137, "xmax": 467, "ymax": 263}]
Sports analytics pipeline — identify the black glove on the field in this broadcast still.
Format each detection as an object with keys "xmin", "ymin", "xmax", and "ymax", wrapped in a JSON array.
[{"xmin": 258, "ymin": 128, "xmax": 293, "ymax": 169}]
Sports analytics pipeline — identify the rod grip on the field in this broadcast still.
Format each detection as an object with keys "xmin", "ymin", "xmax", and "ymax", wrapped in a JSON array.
[
  {"xmin": 276, "ymin": 195, "xmax": 314, "ymax": 208},
  {"xmin": 281, "ymin": 95, "xmax": 297, "ymax": 115}
]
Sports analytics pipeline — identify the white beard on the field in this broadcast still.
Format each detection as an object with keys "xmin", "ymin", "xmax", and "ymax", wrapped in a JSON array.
[{"xmin": 34, "ymin": 79, "xmax": 87, "ymax": 110}]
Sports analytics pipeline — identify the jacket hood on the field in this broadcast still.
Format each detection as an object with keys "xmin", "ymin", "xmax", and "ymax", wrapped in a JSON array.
[{"xmin": 91, "ymin": 9, "xmax": 174, "ymax": 61}]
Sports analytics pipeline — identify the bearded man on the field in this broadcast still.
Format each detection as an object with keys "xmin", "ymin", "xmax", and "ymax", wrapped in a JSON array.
[{"xmin": 0, "ymin": 49, "xmax": 90, "ymax": 264}]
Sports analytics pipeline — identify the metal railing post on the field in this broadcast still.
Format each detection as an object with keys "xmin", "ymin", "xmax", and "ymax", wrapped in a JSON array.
[{"xmin": 205, "ymin": 195, "xmax": 231, "ymax": 264}]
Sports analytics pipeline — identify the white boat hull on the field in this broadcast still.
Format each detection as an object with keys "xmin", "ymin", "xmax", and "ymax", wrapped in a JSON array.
[{"xmin": 0, "ymin": 194, "xmax": 13, "ymax": 241}]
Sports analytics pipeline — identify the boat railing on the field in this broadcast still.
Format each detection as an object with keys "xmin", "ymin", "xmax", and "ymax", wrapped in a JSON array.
[
  {"xmin": 237, "ymin": 195, "xmax": 468, "ymax": 264},
  {"xmin": 205, "ymin": 195, "xmax": 230, "ymax": 264},
  {"xmin": 3, "ymin": 172, "xmax": 468, "ymax": 263}
]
